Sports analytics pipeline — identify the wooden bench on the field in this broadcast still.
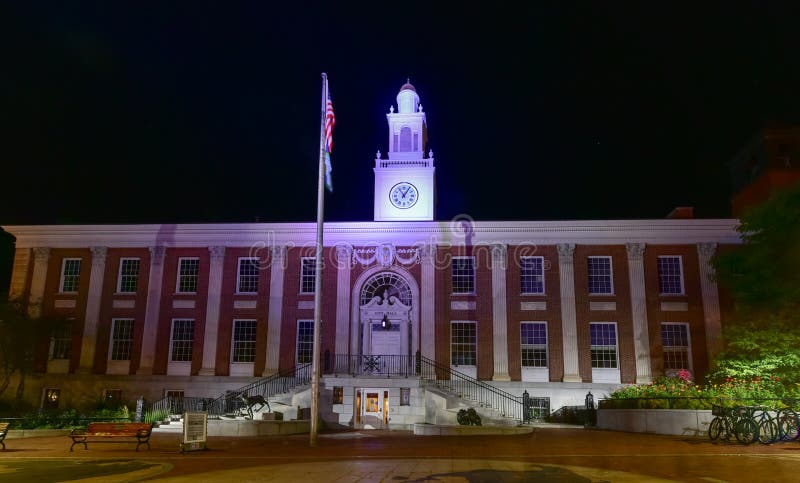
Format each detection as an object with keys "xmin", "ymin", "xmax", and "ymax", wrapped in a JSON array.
[
  {"xmin": 0, "ymin": 422, "xmax": 9, "ymax": 450},
  {"xmin": 69, "ymin": 422, "xmax": 152, "ymax": 452}
]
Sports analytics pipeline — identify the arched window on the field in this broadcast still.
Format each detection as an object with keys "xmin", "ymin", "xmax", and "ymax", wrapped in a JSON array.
[
  {"xmin": 360, "ymin": 272, "xmax": 412, "ymax": 307},
  {"xmin": 399, "ymin": 127, "xmax": 412, "ymax": 152}
]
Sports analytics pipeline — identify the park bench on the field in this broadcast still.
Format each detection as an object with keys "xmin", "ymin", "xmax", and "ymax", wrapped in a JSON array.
[
  {"xmin": 0, "ymin": 422, "xmax": 9, "ymax": 450},
  {"xmin": 69, "ymin": 422, "xmax": 152, "ymax": 452}
]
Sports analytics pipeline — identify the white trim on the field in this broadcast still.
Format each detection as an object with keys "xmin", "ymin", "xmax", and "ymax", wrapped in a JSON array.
[
  {"xmin": 520, "ymin": 256, "xmax": 546, "ymax": 295},
  {"xmin": 59, "ymin": 257, "xmax": 82, "ymax": 293},
  {"xmin": 299, "ymin": 257, "xmax": 316, "ymax": 294},
  {"xmin": 235, "ymin": 257, "xmax": 260, "ymax": 294},
  {"xmin": 108, "ymin": 318, "xmax": 134, "ymax": 361},
  {"xmin": 587, "ymin": 256, "xmax": 614, "ymax": 295},
  {"xmin": 657, "ymin": 255, "xmax": 685, "ymax": 295},
  {"xmin": 116, "ymin": 257, "xmax": 141, "ymax": 294},
  {"xmin": 589, "ymin": 321, "xmax": 620, "ymax": 383},
  {"xmin": 175, "ymin": 257, "xmax": 199, "ymax": 294},
  {"xmin": 296, "ymin": 319, "xmax": 314, "ymax": 365},
  {"xmin": 2, "ymin": 219, "xmax": 743, "ymax": 249},
  {"xmin": 451, "ymin": 256, "xmax": 476, "ymax": 295},
  {"xmin": 661, "ymin": 321, "xmax": 693, "ymax": 374},
  {"xmin": 168, "ymin": 318, "xmax": 195, "ymax": 363}
]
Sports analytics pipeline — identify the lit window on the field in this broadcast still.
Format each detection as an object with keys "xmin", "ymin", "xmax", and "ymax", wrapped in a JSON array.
[
  {"xmin": 231, "ymin": 319, "xmax": 257, "ymax": 363},
  {"xmin": 237, "ymin": 258, "xmax": 260, "ymax": 293},
  {"xmin": 50, "ymin": 321, "xmax": 72, "ymax": 360},
  {"xmin": 109, "ymin": 318, "xmax": 134, "ymax": 361},
  {"xmin": 587, "ymin": 256, "xmax": 613, "ymax": 295},
  {"xmin": 333, "ymin": 386, "xmax": 344, "ymax": 404},
  {"xmin": 521, "ymin": 322, "xmax": 547, "ymax": 367},
  {"xmin": 103, "ymin": 389, "xmax": 122, "ymax": 406},
  {"xmin": 177, "ymin": 258, "xmax": 199, "ymax": 293},
  {"xmin": 520, "ymin": 256, "xmax": 545, "ymax": 294},
  {"xmin": 657, "ymin": 256, "xmax": 684, "ymax": 295},
  {"xmin": 450, "ymin": 321, "xmax": 477, "ymax": 366},
  {"xmin": 661, "ymin": 323, "xmax": 691, "ymax": 371},
  {"xmin": 117, "ymin": 258, "xmax": 140, "ymax": 293},
  {"xmin": 590, "ymin": 322, "xmax": 618, "ymax": 369},
  {"xmin": 451, "ymin": 257, "xmax": 475, "ymax": 294},
  {"xmin": 60, "ymin": 258, "xmax": 82, "ymax": 293},
  {"xmin": 296, "ymin": 320, "xmax": 314, "ymax": 364},
  {"xmin": 300, "ymin": 258, "xmax": 316, "ymax": 294},
  {"xmin": 170, "ymin": 319, "xmax": 195, "ymax": 362}
]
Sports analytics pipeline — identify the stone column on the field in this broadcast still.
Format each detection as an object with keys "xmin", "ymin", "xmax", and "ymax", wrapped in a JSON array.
[
  {"xmin": 626, "ymin": 242, "xmax": 652, "ymax": 383},
  {"xmin": 334, "ymin": 245, "xmax": 352, "ymax": 371},
  {"xmin": 27, "ymin": 247, "xmax": 51, "ymax": 318},
  {"xmin": 491, "ymin": 244, "xmax": 511, "ymax": 381},
  {"xmin": 558, "ymin": 243, "xmax": 581, "ymax": 382},
  {"xmin": 264, "ymin": 245, "xmax": 287, "ymax": 375},
  {"xmin": 199, "ymin": 246, "xmax": 226, "ymax": 376},
  {"xmin": 419, "ymin": 244, "xmax": 436, "ymax": 361},
  {"xmin": 78, "ymin": 246, "xmax": 108, "ymax": 373},
  {"xmin": 697, "ymin": 242, "xmax": 722, "ymax": 363},
  {"xmin": 138, "ymin": 246, "xmax": 166, "ymax": 374}
]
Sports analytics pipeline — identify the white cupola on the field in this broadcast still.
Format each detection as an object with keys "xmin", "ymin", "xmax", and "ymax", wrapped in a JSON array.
[{"xmin": 396, "ymin": 80, "xmax": 420, "ymax": 113}]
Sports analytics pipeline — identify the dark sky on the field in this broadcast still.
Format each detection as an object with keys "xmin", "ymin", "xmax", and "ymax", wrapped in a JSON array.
[{"xmin": 2, "ymin": 2, "xmax": 800, "ymax": 291}]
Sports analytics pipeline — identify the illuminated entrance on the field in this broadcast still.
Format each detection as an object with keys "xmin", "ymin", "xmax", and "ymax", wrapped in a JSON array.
[
  {"xmin": 356, "ymin": 388, "xmax": 389, "ymax": 429},
  {"xmin": 357, "ymin": 271, "xmax": 415, "ymax": 357}
]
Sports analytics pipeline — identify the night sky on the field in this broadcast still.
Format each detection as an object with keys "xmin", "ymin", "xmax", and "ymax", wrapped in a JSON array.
[{"xmin": 2, "ymin": 2, "xmax": 800, "ymax": 292}]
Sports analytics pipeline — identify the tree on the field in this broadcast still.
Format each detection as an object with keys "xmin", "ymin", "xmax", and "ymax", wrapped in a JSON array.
[
  {"xmin": 711, "ymin": 183, "xmax": 800, "ymax": 385},
  {"xmin": 0, "ymin": 298, "xmax": 66, "ymax": 406}
]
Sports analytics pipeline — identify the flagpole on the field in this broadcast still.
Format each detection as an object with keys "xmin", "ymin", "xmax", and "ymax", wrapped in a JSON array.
[{"xmin": 310, "ymin": 72, "xmax": 327, "ymax": 446}]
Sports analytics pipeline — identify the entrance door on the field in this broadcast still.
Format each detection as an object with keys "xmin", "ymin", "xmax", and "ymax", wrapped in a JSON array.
[
  {"xmin": 360, "ymin": 388, "xmax": 388, "ymax": 429},
  {"xmin": 370, "ymin": 322, "xmax": 402, "ymax": 355}
]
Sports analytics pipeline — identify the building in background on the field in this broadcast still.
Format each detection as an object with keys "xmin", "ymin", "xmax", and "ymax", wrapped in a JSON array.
[{"xmin": 1, "ymin": 82, "xmax": 741, "ymax": 428}]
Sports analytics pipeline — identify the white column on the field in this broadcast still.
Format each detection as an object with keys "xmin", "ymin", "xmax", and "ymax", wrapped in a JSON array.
[
  {"xmin": 138, "ymin": 246, "xmax": 166, "ymax": 375},
  {"xmin": 626, "ymin": 242, "xmax": 652, "ymax": 383},
  {"xmin": 558, "ymin": 243, "xmax": 581, "ymax": 382},
  {"xmin": 27, "ymin": 247, "xmax": 51, "ymax": 318},
  {"xmin": 78, "ymin": 246, "xmax": 108, "ymax": 373},
  {"xmin": 199, "ymin": 246, "xmax": 226, "ymax": 376},
  {"xmin": 420, "ymin": 243, "xmax": 436, "ymax": 361},
  {"xmin": 334, "ymin": 245, "xmax": 352, "ymax": 367},
  {"xmin": 264, "ymin": 245, "xmax": 287, "ymax": 375},
  {"xmin": 9, "ymin": 248, "xmax": 31, "ymax": 301},
  {"xmin": 490, "ymin": 243, "xmax": 511, "ymax": 381},
  {"xmin": 697, "ymin": 242, "xmax": 723, "ymax": 363}
]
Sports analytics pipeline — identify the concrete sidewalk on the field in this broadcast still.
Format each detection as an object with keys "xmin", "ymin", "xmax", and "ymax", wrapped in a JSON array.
[{"xmin": 0, "ymin": 428, "xmax": 798, "ymax": 482}]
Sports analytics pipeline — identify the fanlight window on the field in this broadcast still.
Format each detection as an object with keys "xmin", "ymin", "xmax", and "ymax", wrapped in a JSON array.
[{"xmin": 360, "ymin": 272, "xmax": 412, "ymax": 307}]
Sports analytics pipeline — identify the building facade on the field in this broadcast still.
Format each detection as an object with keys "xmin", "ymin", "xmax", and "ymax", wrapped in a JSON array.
[{"xmin": 2, "ymin": 82, "xmax": 741, "ymax": 428}]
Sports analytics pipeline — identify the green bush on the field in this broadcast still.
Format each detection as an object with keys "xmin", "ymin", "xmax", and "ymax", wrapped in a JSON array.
[
  {"xmin": 456, "ymin": 408, "xmax": 482, "ymax": 426},
  {"xmin": 143, "ymin": 409, "xmax": 168, "ymax": 424}
]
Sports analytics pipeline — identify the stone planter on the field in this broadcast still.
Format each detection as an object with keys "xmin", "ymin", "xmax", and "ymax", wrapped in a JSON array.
[{"xmin": 597, "ymin": 409, "xmax": 713, "ymax": 437}]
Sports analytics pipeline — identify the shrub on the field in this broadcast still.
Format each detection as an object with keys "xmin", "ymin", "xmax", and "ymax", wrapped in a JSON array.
[{"xmin": 456, "ymin": 408, "xmax": 482, "ymax": 426}]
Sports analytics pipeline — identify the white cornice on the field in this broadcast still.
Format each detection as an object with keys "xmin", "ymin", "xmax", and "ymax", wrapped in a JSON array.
[{"xmin": 2, "ymin": 219, "xmax": 742, "ymax": 248}]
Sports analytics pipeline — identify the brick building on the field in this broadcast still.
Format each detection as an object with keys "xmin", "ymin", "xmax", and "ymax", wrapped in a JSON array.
[{"xmin": 1, "ymin": 82, "xmax": 741, "ymax": 428}]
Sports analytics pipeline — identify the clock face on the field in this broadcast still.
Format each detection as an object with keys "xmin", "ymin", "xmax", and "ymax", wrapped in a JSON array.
[{"xmin": 389, "ymin": 182, "xmax": 419, "ymax": 209}]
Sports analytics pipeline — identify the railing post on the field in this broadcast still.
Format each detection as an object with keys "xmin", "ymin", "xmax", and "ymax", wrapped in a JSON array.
[
  {"xmin": 522, "ymin": 390, "xmax": 530, "ymax": 423},
  {"xmin": 415, "ymin": 350, "xmax": 421, "ymax": 375}
]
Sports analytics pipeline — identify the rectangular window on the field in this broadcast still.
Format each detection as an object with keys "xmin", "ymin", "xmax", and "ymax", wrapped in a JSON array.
[
  {"xmin": 657, "ymin": 256, "xmax": 684, "ymax": 295},
  {"xmin": 50, "ymin": 321, "xmax": 72, "ymax": 360},
  {"xmin": 300, "ymin": 258, "xmax": 316, "ymax": 294},
  {"xmin": 590, "ymin": 322, "xmax": 618, "ymax": 368},
  {"xmin": 451, "ymin": 257, "xmax": 475, "ymax": 294},
  {"xmin": 400, "ymin": 387, "xmax": 411, "ymax": 406},
  {"xmin": 60, "ymin": 258, "xmax": 82, "ymax": 293},
  {"xmin": 661, "ymin": 323, "xmax": 691, "ymax": 371},
  {"xmin": 177, "ymin": 258, "xmax": 199, "ymax": 293},
  {"xmin": 236, "ymin": 257, "xmax": 260, "ymax": 293},
  {"xmin": 117, "ymin": 258, "xmax": 140, "ymax": 293},
  {"xmin": 109, "ymin": 318, "xmax": 134, "ymax": 361},
  {"xmin": 296, "ymin": 320, "xmax": 314, "ymax": 364},
  {"xmin": 332, "ymin": 386, "xmax": 344, "ymax": 405},
  {"xmin": 520, "ymin": 256, "xmax": 545, "ymax": 294},
  {"xmin": 450, "ymin": 321, "xmax": 477, "ymax": 366},
  {"xmin": 587, "ymin": 256, "xmax": 613, "ymax": 295},
  {"xmin": 521, "ymin": 322, "xmax": 548, "ymax": 367},
  {"xmin": 231, "ymin": 319, "xmax": 258, "ymax": 363},
  {"xmin": 170, "ymin": 319, "xmax": 195, "ymax": 362}
]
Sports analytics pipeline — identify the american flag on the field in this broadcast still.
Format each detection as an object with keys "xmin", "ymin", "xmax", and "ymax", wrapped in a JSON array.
[{"xmin": 324, "ymin": 86, "xmax": 335, "ymax": 191}]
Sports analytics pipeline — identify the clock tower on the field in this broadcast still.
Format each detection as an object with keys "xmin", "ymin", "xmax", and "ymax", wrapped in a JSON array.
[{"xmin": 374, "ymin": 81, "xmax": 436, "ymax": 221}]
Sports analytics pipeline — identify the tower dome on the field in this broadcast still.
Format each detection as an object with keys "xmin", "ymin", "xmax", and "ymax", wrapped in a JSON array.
[{"xmin": 396, "ymin": 79, "xmax": 420, "ymax": 113}]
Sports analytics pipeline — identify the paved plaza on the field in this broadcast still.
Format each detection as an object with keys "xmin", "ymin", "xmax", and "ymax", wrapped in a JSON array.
[{"xmin": 0, "ymin": 427, "xmax": 798, "ymax": 482}]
